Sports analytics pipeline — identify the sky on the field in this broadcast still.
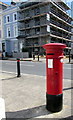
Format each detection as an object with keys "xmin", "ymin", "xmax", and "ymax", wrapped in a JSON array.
[
  {"xmin": 1, "ymin": 0, "xmax": 24, "ymax": 4},
  {"xmin": 1, "ymin": 0, "xmax": 26, "ymax": 4},
  {"xmin": 1, "ymin": 0, "xmax": 73, "ymax": 5},
  {"xmin": 1, "ymin": 0, "xmax": 73, "ymax": 17}
]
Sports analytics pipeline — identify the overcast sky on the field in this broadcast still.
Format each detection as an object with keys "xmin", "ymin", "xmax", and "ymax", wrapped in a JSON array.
[{"xmin": 1, "ymin": 0, "xmax": 73, "ymax": 2}]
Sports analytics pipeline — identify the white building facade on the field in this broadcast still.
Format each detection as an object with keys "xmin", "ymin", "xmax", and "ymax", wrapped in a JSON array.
[
  {"xmin": 0, "ymin": 2, "xmax": 8, "ymax": 53},
  {"xmin": 3, "ymin": 4, "xmax": 19, "ymax": 57}
]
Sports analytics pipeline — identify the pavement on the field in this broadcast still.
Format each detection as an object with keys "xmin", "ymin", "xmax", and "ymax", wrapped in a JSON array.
[
  {"xmin": 1, "ymin": 70, "xmax": 73, "ymax": 119},
  {"xmin": 1, "ymin": 56, "xmax": 73, "ymax": 64}
]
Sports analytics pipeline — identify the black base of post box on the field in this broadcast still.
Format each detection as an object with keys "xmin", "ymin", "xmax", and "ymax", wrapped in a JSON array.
[{"xmin": 46, "ymin": 93, "xmax": 63, "ymax": 112}]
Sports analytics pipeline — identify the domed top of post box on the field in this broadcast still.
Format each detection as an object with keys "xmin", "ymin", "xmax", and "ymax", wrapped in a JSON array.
[{"xmin": 43, "ymin": 43, "xmax": 66, "ymax": 50}]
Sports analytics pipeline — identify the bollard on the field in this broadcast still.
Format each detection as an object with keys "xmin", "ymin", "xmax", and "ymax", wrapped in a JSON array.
[
  {"xmin": 38, "ymin": 54, "xmax": 39, "ymax": 61},
  {"xmin": 17, "ymin": 58, "xmax": 21, "ymax": 77},
  {"xmin": 2, "ymin": 53, "xmax": 3, "ymax": 60},
  {"xmin": 69, "ymin": 51, "xmax": 71, "ymax": 63},
  {"xmin": 72, "ymin": 54, "xmax": 73, "ymax": 59},
  {"xmin": 43, "ymin": 43, "xmax": 66, "ymax": 112},
  {"xmin": 33, "ymin": 54, "xmax": 35, "ymax": 60}
]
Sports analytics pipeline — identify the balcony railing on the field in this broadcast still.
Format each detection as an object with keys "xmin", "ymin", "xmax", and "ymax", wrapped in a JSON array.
[
  {"xmin": 18, "ymin": 25, "xmax": 25, "ymax": 29},
  {"xmin": 51, "ymin": 30, "xmax": 62, "ymax": 37},
  {"xmin": 18, "ymin": 32, "xmax": 26, "ymax": 38},
  {"xmin": 51, "ymin": 8, "xmax": 71, "ymax": 24},
  {"xmin": 26, "ymin": 42, "xmax": 39, "ymax": 46},
  {"xmin": 35, "ymin": 22, "xmax": 40, "ymax": 26},
  {"xmin": 51, "ymin": 30, "xmax": 71, "ymax": 40},
  {"xmin": 50, "ymin": 19, "xmax": 71, "ymax": 32},
  {"xmin": 54, "ymin": 2, "xmax": 66, "ymax": 12}
]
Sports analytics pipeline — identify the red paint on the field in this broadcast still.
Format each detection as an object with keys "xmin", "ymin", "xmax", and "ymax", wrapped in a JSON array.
[{"xmin": 43, "ymin": 43, "xmax": 66, "ymax": 95}]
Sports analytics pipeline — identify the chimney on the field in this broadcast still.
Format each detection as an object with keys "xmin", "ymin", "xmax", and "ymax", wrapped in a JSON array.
[{"xmin": 11, "ymin": 0, "xmax": 16, "ymax": 5}]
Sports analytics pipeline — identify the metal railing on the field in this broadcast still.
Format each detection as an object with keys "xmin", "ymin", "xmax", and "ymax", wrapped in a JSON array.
[
  {"xmin": 50, "ymin": 19, "xmax": 71, "ymax": 32},
  {"xmin": 51, "ymin": 30, "xmax": 71, "ymax": 40},
  {"xmin": 51, "ymin": 8, "xmax": 71, "ymax": 24}
]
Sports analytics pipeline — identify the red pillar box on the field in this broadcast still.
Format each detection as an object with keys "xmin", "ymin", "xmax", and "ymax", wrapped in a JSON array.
[{"xmin": 43, "ymin": 43, "xmax": 66, "ymax": 112}]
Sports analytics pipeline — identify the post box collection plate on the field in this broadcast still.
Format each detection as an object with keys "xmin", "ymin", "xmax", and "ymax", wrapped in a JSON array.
[{"xmin": 48, "ymin": 59, "xmax": 53, "ymax": 68}]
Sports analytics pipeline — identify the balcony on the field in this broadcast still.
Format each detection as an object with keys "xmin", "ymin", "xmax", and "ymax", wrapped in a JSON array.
[
  {"xmin": 34, "ymin": 7, "xmax": 40, "ymax": 16},
  {"xmin": 51, "ymin": 30, "xmax": 71, "ymax": 40},
  {"xmin": 53, "ymin": 1, "xmax": 70, "ymax": 12},
  {"xmin": 50, "ymin": 19, "xmax": 71, "ymax": 32},
  {"xmin": 25, "ymin": 41, "xmax": 39, "ymax": 47},
  {"xmin": 17, "ymin": 32, "xmax": 26, "ymax": 38},
  {"xmin": 18, "ymin": 15, "xmax": 31, "ymax": 22},
  {"xmin": 62, "ymin": 34, "xmax": 71, "ymax": 39},
  {"xmin": 26, "ymin": 43, "xmax": 33, "ymax": 46},
  {"xmin": 18, "ymin": 25, "xmax": 25, "ymax": 30},
  {"xmin": 54, "ymin": 2, "xmax": 66, "ymax": 12},
  {"xmin": 19, "ymin": 2, "xmax": 40, "ymax": 9},
  {"xmin": 51, "ymin": 30, "xmax": 62, "ymax": 37},
  {"xmin": 50, "ymin": 8, "xmax": 71, "ymax": 24},
  {"xmin": 51, "ymin": 19, "xmax": 62, "ymax": 28}
]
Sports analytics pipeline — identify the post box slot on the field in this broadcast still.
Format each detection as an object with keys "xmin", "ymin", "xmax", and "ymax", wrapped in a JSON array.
[{"xmin": 47, "ymin": 53, "xmax": 54, "ymax": 55}]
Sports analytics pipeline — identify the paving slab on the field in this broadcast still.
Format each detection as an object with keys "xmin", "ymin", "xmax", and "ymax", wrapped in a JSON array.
[{"xmin": 1, "ymin": 72, "xmax": 73, "ymax": 119}]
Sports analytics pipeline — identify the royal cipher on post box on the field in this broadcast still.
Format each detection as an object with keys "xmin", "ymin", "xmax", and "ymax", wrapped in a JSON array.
[{"xmin": 43, "ymin": 43, "xmax": 66, "ymax": 112}]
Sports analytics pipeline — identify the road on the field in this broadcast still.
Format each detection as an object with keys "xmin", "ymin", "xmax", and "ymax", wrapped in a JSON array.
[{"xmin": 0, "ymin": 60, "xmax": 72, "ymax": 80}]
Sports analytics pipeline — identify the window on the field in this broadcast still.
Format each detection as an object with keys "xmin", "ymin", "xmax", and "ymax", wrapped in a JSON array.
[
  {"xmin": 72, "ymin": 28, "xmax": 73, "ymax": 32},
  {"xmin": 0, "ymin": 19, "xmax": 1, "ymax": 25},
  {"xmin": 14, "ymin": 25, "xmax": 18, "ymax": 37},
  {"xmin": 6, "ymin": 15, "xmax": 10, "ymax": 23},
  {"xmin": 34, "ymin": 7, "xmax": 40, "ymax": 15},
  {"xmin": 47, "ymin": 25, "xmax": 50, "ymax": 32},
  {"xmin": 25, "ymin": 10, "xmax": 29, "ymax": 17},
  {"xmin": 47, "ymin": 14, "xmax": 50, "ymax": 21},
  {"xmin": 34, "ymin": 38, "xmax": 39, "ymax": 46},
  {"xmin": 14, "ymin": 14, "xmax": 16, "ymax": 20},
  {"xmin": 71, "ymin": 21, "xmax": 73, "ymax": 25},
  {"xmin": 0, "ymin": 30, "xmax": 1, "ymax": 38},
  {"xmin": 35, "ymin": 27, "xmax": 40, "ymax": 34},
  {"xmin": 25, "ymin": 30, "xmax": 30, "ymax": 36},
  {"xmin": 25, "ymin": 21, "xmax": 29, "ymax": 28},
  {"xmin": 2, "ymin": 43, "xmax": 5, "ymax": 52},
  {"xmin": 7, "ymin": 27, "xmax": 11, "ymax": 37},
  {"xmin": 35, "ymin": 17, "xmax": 40, "ymax": 26},
  {"xmin": 13, "ymin": 13, "xmax": 17, "ymax": 21},
  {"xmin": 14, "ymin": 42, "xmax": 18, "ymax": 52}
]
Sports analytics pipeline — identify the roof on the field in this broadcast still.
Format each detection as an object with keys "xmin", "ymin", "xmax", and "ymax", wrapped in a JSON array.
[
  {"xmin": 59, "ymin": 0, "xmax": 70, "ymax": 10},
  {"xmin": 0, "ymin": 1, "xmax": 9, "ymax": 7}
]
